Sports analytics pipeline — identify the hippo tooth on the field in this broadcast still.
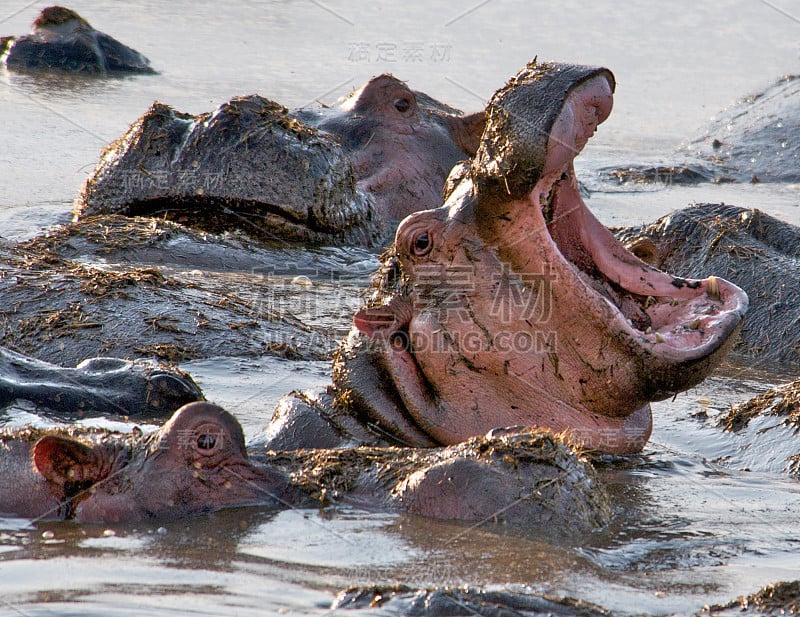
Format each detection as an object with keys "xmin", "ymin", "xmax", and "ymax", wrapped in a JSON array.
[
  {"xmin": 655, "ymin": 332, "xmax": 666, "ymax": 343},
  {"xmin": 707, "ymin": 276, "xmax": 721, "ymax": 300},
  {"xmin": 689, "ymin": 319, "xmax": 702, "ymax": 330}
]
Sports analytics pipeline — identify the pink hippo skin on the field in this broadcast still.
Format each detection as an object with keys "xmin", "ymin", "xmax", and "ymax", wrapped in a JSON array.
[
  {"xmin": 0, "ymin": 402, "xmax": 296, "ymax": 522},
  {"xmin": 303, "ymin": 74, "xmax": 486, "ymax": 223},
  {"xmin": 354, "ymin": 61, "xmax": 748, "ymax": 455}
]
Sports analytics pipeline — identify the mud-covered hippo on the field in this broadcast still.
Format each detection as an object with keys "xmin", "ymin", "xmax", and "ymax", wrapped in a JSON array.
[
  {"xmin": 0, "ymin": 217, "xmax": 339, "ymax": 367},
  {"xmin": 714, "ymin": 377, "xmax": 800, "ymax": 476},
  {"xmin": 262, "ymin": 61, "xmax": 748, "ymax": 456},
  {"xmin": 0, "ymin": 402, "xmax": 295, "ymax": 522},
  {"xmin": 332, "ymin": 580, "xmax": 800, "ymax": 616},
  {"xmin": 614, "ymin": 203, "xmax": 800, "ymax": 369},
  {"xmin": 74, "ymin": 75, "xmax": 484, "ymax": 245},
  {"xmin": 0, "ymin": 60, "xmax": 746, "ymax": 457},
  {"xmin": 606, "ymin": 74, "xmax": 800, "ymax": 185},
  {"xmin": 0, "ymin": 6, "xmax": 155, "ymax": 75},
  {"xmin": 0, "ymin": 401, "xmax": 609, "ymax": 530}
]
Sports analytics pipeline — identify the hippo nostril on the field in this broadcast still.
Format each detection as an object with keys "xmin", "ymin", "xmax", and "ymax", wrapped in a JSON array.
[
  {"xmin": 394, "ymin": 98, "xmax": 411, "ymax": 113},
  {"xmin": 197, "ymin": 434, "xmax": 217, "ymax": 450},
  {"xmin": 390, "ymin": 330, "xmax": 410, "ymax": 352}
]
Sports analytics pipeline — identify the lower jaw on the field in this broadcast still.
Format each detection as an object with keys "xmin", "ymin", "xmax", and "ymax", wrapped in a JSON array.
[{"xmin": 562, "ymin": 404, "xmax": 653, "ymax": 455}]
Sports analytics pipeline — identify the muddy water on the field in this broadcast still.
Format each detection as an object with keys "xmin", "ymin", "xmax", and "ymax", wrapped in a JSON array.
[{"xmin": 1, "ymin": 0, "xmax": 800, "ymax": 614}]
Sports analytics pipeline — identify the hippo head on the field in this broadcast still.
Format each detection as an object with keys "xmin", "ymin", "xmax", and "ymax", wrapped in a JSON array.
[
  {"xmin": 351, "ymin": 61, "xmax": 748, "ymax": 454},
  {"xmin": 32, "ymin": 402, "xmax": 294, "ymax": 522},
  {"xmin": 31, "ymin": 6, "xmax": 91, "ymax": 34},
  {"xmin": 77, "ymin": 75, "xmax": 481, "ymax": 244},
  {"xmin": 298, "ymin": 74, "xmax": 485, "ymax": 223}
]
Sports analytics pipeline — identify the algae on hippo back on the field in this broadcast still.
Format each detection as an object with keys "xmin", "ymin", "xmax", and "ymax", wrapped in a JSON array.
[{"xmin": 74, "ymin": 74, "xmax": 485, "ymax": 246}]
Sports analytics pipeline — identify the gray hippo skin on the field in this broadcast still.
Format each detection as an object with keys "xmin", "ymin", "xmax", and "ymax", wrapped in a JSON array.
[
  {"xmin": 331, "ymin": 580, "xmax": 800, "ymax": 616},
  {"xmin": 261, "ymin": 60, "xmax": 748, "ymax": 456},
  {"xmin": 0, "ymin": 216, "xmax": 336, "ymax": 367},
  {"xmin": 0, "ymin": 6, "xmax": 155, "ymax": 75},
  {"xmin": 74, "ymin": 75, "xmax": 484, "ymax": 245},
  {"xmin": 0, "ymin": 401, "xmax": 610, "ymax": 532},
  {"xmin": 330, "ymin": 585, "xmax": 611, "ymax": 617},
  {"xmin": 614, "ymin": 203, "xmax": 800, "ymax": 369},
  {"xmin": 607, "ymin": 74, "xmax": 800, "ymax": 185},
  {"xmin": 0, "ymin": 347, "xmax": 202, "ymax": 419}
]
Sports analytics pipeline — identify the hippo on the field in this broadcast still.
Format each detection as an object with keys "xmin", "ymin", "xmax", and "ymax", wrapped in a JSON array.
[
  {"xmin": 0, "ymin": 346, "xmax": 202, "ymax": 419},
  {"xmin": 614, "ymin": 203, "xmax": 800, "ymax": 370},
  {"xmin": 0, "ymin": 401, "xmax": 609, "ymax": 532},
  {"xmin": 0, "ymin": 6, "xmax": 155, "ymax": 75},
  {"xmin": 0, "ymin": 402, "xmax": 296, "ymax": 523},
  {"xmin": 0, "ymin": 216, "xmax": 338, "ymax": 367},
  {"xmin": 330, "ymin": 584, "xmax": 610, "ymax": 616},
  {"xmin": 0, "ymin": 60, "xmax": 746, "ymax": 457},
  {"xmin": 73, "ymin": 75, "xmax": 485, "ymax": 245},
  {"xmin": 703, "ymin": 580, "xmax": 800, "ymax": 616},
  {"xmin": 261, "ymin": 60, "xmax": 748, "ymax": 456},
  {"xmin": 714, "ymin": 377, "xmax": 800, "ymax": 476},
  {"xmin": 605, "ymin": 74, "xmax": 800, "ymax": 185},
  {"xmin": 332, "ymin": 580, "xmax": 800, "ymax": 616}
]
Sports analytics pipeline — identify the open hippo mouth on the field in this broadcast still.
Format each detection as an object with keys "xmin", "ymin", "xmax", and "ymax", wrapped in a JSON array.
[
  {"xmin": 351, "ymin": 61, "xmax": 748, "ymax": 455},
  {"xmin": 489, "ymin": 66, "xmax": 748, "ymax": 378}
]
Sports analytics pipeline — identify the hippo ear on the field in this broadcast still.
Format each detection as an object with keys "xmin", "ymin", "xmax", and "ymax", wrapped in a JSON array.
[
  {"xmin": 446, "ymin": 111, "xmax": 486, "ymax": 156},
  {"xmin": 33, "ymin": 436, "xmax": 104, "ymax": 487}
]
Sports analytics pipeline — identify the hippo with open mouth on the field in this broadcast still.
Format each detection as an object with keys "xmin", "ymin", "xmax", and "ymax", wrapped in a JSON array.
[
  {"xmin": 74, "ymin": 75, "xmax": 484, "ymax": 245},
  {"xmin": 0, "ymin": 60, "xmax": 747, "ymax": 460},
  {"xmin": 0, "ymin": 6, "xmax": 155, "ymax": 75},
  {"xmin": 264, "ymin": 61, "xmax": 749, "ymax": 455}
]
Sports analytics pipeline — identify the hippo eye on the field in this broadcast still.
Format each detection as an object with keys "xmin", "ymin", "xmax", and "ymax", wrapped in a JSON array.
[
  {"xmin": 197, "ymin": 434, "xmax": 217, "ymax": 450},
  {"xmin": 410, "ymin": 231, "xmax": 433, "ymax": 257},
  {"xmin": 394, "ymin": 98, "xmax": 411, "ymax": 113}
]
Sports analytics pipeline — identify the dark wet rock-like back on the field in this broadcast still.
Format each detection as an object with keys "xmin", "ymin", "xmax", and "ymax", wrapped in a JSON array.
[
  {"xmin": 331, "ymin": 584, "xmax": 611, "ymax": 616},
  {"xmin": 703, "ymin": 580, "xmax": 800, "ymax": 616},
  {"xmin": 603, "ymin": 74, "xmax": 800, "ymax": 186},
  {"xmin": 615, "ymin": 203, "xmax": 800, "ymax": 369},
  {"xmin": 0, "ymin": 216, "xmax": 335, "ymax": 366},
  {"xmin": 76, "ymin": 97, "xmax": 376, "ymax": 245},
  {"xmin": 686, "ymin": 74, "xmax": 800, "ymax": 183},
  {"xmin": 1, "ymin": 6, "xmax": 155, "ymax": 75}
]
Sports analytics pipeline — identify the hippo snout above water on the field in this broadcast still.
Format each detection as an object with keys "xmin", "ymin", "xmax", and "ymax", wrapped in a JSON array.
[
  {"xmin": 0, "ymin": 402, "xmax": 296, "ymax": 523},
  {"xmin": 341, "ymin": 61, "xmax": 749, "ymax": 455}
]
